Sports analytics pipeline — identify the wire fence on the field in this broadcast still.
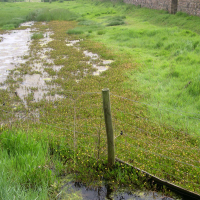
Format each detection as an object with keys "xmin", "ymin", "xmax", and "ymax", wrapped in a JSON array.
[{"xmin": 1, "ymin": 89, "xmax": 200, "ymax": 194}]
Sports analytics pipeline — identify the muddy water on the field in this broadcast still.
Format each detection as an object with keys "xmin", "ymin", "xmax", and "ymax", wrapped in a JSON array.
[
  {"xmin": 83, "ymin": 50, "xmax": 113, "ymax": 76},
  {"xmin": 0, "ymin": 22, "xmax": 33, "ymax": 84},
  {"xmin": 0, "ymin": 23, "xmax": 112, "ymax": 104},
  {"xmin": 0, "ymin": 22, "xmax": 60, "ymax": 104}
]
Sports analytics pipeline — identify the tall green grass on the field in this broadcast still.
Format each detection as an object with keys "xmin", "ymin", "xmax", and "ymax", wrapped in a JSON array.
[
  {"xmin": 0, "ymin": 2, "xmax": 79, "ymax": 30},
  {"xmin": 105, "ymin": 25, "xmax": 200, "ymax": 129},
  {"xmin": 0, "ymin": 130, "xmax": 52, "ymax": 200},
  {"xmin": 26, "ymin": 8, "xmax": 79, "ymax": 22}
]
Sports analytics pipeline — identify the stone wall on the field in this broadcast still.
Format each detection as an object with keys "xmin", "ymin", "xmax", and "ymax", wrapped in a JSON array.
[
  {"xmin": 123, "ymin": 0, "xmax": 200, "ymax": 16},
  {"xmin": 178, "ymin": 0, "xmax": 200, "ymax": 16},
  {"xmin": 123, "ymin": 0, "xmax": 176, "ymax": 13}
]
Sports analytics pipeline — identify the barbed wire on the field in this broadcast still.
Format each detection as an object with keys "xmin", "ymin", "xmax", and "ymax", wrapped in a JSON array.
[
  {"xmin": 114, "ymin": 118, "xmax": 180, "ymax": 141},
  {"xmin": 2, "ymin": 105, "xmax": 200, "ymax": 165},
  {"xmin": 112, "ymin": 107, "xmax": 196, "ymax": 136},
  {"xmin": 111, "ymin": 93, "xmax": 200, "ymax": 118},
  {"xmin": 3, "ymin": 115, "xmax": 198, "ymax": 182},
  {"xmin": 112, "ymin": 108, "xmax": 149, "ymax": 121},
  {"xmin": 114, "ymin": 118, "xmax": 200, "ymax": 152},
  {"xmin": 2, "ymin": 90, "xmax": 200, "ymax": 191}
]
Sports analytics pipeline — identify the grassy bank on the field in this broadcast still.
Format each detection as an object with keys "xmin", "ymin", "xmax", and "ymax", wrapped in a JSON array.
[
  {"xmin": 1, "ymin": 0, "xmax": 200, "ymax": 198},
  {"xmin": 59, "ymin": 0, "xmax": 200, "ymax": 134}
]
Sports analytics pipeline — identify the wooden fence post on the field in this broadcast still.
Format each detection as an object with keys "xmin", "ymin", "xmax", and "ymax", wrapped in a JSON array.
[{"xmin": 102, "ymin": 88, "xmax": 115, "ymax": 166}]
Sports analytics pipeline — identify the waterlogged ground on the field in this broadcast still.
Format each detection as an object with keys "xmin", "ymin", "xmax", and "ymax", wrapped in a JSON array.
[
  {"xmin": 0, "ymin": 20, "xmax": 179, "ymax": 200},
  {"xmin": 0, "ymin": 21, "xmax": 113, "ymax": 105},
  {"xmin": 1, "ymin": 2, "xmax": 200, "ymax": 198},
  {"xmin": 0, "ymin": 22, "xmax": 33, "ymax": 85}
]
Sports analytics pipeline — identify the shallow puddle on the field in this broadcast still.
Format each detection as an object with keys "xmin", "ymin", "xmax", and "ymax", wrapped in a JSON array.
[
  {"xmin": 0, "ymin": 22, "xmax": 62, "ymax": 104},
  {"xmin": 65, "ymin": 39, "xmax": 113, "ymax": 76},
  {"xmin": 66, "ymin": 39, "xmax": 81, "ymax": 46},
  {"xmin": 83, "ymin": 50, "xmax": 99, "ymax": 60},
  {"xmin": 83, "ymin": 51, "xmax": 113, "ymax": 76},
  {"xmin": 60, "ymin": 179, "xmax": 175, "ymax": 200},
  {"xmin": 39, "ymin": 31, "xmax": 54, "ymax": 47},
  {"xmin": 0, "ymin": 24, "xmax": 32, "ymax": 83},
  {"xmin": 102, "ymin": 60, "xmax": 114, "ymax": 65},
  {"xmin": 93, "ymin": 64, "xmax": 109, "ymax": 76}
]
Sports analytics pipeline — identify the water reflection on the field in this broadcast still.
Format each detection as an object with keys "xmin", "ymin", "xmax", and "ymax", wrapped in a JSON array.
[
  {"xmin": 60, "ymin": 181, "xmax": 174, "ymax": 200},
  {"xmin": 0, "ymin": 23, "xmax": 33, "ymax": 83}
]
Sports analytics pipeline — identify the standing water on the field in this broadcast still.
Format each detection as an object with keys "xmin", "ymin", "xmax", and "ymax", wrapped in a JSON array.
[
  {"xmin": 59, "ymin": 178, "xmax": 176, "ymax": 200},
  {"xmin": 0, "ymin": 22, "xmax": 33, "ymax": 85}
]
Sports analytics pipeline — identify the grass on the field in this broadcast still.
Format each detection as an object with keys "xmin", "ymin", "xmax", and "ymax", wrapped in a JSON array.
[
  {"xmin": 67, "ymin": 28, "xmax": 84, "ymax": 34},
  {"xmin": 57, "ymin": 0, "xmax": 200, "ymax": 134},
  {"xmin": 0, "ymin": 127, "xmax": 179, "ymax": 199},
  {"xmin": 26, "ymin": 8, "xmax": 79, "ymax": 22},
  {"xmin": 105, "ymin": 15, "xmax": 126, "ymax": 26},
  {"xmin": 1, "ymin": 0, "xmax": 200, "ymax": 198},
  {"xmin": 1, "ymin": 18, "xmax": 199, "ymax": 196},
  {"xmin": 106, "ymin": 25, "xmax": 200, "ymax": 132},
  {"xmin": 0, "ymin": 2, "xmax": 79, "ymax": 31},
  {"xmin": 0, "ymin": 129, "xmax": 52, "ymax": 200},
  {"xmin": 31, "ymin": 32, "xmax": 44, "ymax": 39}
]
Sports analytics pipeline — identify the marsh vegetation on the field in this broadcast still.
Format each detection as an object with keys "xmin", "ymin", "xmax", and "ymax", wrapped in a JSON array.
[{"xmin": 1, "ymin": 0, "xmax": 200, "ymax": 199}]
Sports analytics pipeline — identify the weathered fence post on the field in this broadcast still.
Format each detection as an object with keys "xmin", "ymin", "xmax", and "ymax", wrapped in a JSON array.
[{"xmin": 102, "ymin": 88, "xmax": 115, "ymax": 166}]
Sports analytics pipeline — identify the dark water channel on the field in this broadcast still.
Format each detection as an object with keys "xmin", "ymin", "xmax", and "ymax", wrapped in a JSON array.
[{"xmin": 59, "ymin": 177, "xmax": 176, "ymax": 200}]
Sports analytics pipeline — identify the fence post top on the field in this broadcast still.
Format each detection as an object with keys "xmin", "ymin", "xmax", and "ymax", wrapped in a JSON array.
[{"xmin": 102, "ymin": 88, "xmax": 109, "ymax": 92}]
